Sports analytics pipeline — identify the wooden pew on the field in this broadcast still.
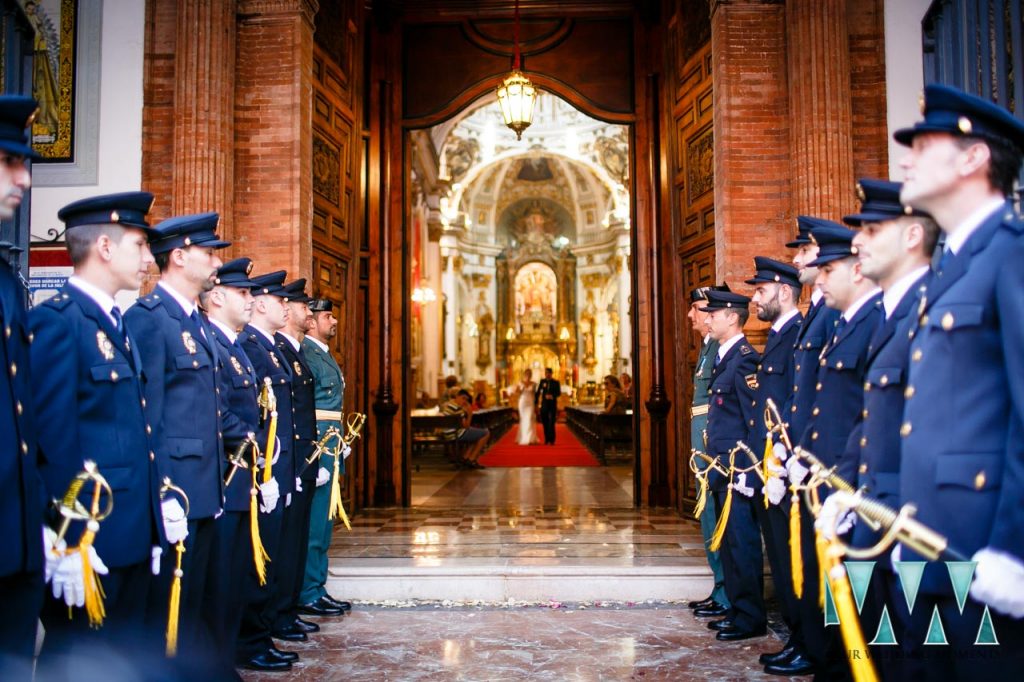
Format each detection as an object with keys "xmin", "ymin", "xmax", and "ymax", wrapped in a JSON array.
[{"xmin": 565, "ymin": 406, "xmax": 633, "ymax": 464}]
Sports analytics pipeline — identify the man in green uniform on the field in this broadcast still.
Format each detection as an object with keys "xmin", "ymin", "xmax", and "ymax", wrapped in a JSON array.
[
  {"xmin": 687, "ymin": 284, "xmax": 731, "ymax": 617},
  {"xmin": 298, "ymin": 298, "xmax": 352, "ymax": 614}
]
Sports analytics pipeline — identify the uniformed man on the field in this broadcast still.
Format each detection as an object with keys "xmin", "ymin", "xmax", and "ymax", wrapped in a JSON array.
[
  {"xmin": 236, "ymin": 270, "xmax": 298, "ymax": 670},
  {"xmin": 699, "ymin": 288, "xmax": 765, "ymax": 642},
  {"xmin": 201, "ymin": 257, "xmax": 271, "ymax": 676},
  {"xmin": 299, "ymin": 298, "xmax": 353, "ymax": 615},
  {"xmin": 743, "ymin": 257, "xmax": 809, "ymax": 676},
  {"xmin": 894, "ymin": 83, "xmax": 1024, "ymax": 676},
  {"xmin": 30, "ymin": 193, "xmax": 166, "ymax": 676},
  {"xmin": 0, "ymin": 95, "xmax": 44, "ymax": 678},
  {"xmin": 685, "ymin": 284, "xmax": 731, "ymax": 619},
  {"xmin": 792, "ymin": 222, "xmax": 882, "ymax": 680},
  {"xmin": 123, "ymin": 212, "xmax": 229, "ymax": 668},
  {"xmin": 272, "ymin": 278, "xmax": 341, "ymax": 643},
  {"xmin": 837, "ymin": 178, "xmax": 936, "ymax": 678}
]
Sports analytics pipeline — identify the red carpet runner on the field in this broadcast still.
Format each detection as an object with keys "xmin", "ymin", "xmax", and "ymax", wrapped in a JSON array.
[{"xmin": 478, "ymin": 422, "xmax": 599, "ymax": 467}]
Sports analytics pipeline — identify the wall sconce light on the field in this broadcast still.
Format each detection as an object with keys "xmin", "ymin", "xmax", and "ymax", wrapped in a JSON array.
[{"xmin": 411, "ymin": 282, "xmax": 437, "ymax": 304}]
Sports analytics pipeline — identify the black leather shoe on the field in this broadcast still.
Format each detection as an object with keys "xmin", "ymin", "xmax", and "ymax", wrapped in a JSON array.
[
  {"xmin": 267, "ymin": 646, "xmax": 299, "ymax": 663},
  {"xmin": 271, "ymin": 625, "xmax": 309, "ymax": 642},
  {"xmin": 764, "ymin": 652, "xmax": 816, "ymax": 676},
  {"xmin": 716, "ymin": 626, "xmax": 768, "ymax": 642},
  {"xmin": 759, "ymin": 645, "xmax": 795, "ymax": 665},
  {"xmin": 693, "ymin": 602, "xmax": 728, "ymax": 618},
  {"xmin": 298, "ymin": 598, "xmax": 344, "ymax": 617},
  {"xmin": 707, "ymin": 618, "xmax": 734, "ymax": 631},
  {"xmin": 238, "ymin": 653, "xmax": 291, "ymax": 671},
  {"xmin": 293, "ymin": 616, "xmax": 320, "ymax": 633},
  {"xmin": 323, "ymin": 595, "xmax": 352, "ymax": 611},
  {"xmin": 687, "ymin": 595, "xmax": 715, "ymax": 609}
]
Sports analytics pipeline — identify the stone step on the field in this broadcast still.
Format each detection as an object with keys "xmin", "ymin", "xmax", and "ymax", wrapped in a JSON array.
[{"xmin": 327, "ymin": 559, "xmax": 715, "ymax": 602}]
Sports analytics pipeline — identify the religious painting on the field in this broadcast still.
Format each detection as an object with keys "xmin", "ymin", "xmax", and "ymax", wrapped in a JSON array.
[
  {"xmin": 513, "ymin": 262, "xmax": 557, "ymax": 324},
  {"xmin": 313, "ymin": 131, "xmax": 341, "ymax": 205},
  {"xmin": 22, "ymin": 0, "xmax": 77, "ymax": 161},
  {"xmin": 686, "ymin": 125, "xmax": 714, "ymax": 205}
]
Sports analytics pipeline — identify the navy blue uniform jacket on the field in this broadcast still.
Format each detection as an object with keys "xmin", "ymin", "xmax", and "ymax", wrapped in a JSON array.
[
  {"xmin": 705, "ymin": 337, "xmax": 760, "ymax": 491},
  {"xmin": 124, "ymin": 283, "xmax": 224, "ymax": 519},
  {"xmin": 210, "ymin": 323, "xmax": 261, "ymax": 512},
  {"xmin": 275, "ymin": 333, "xmax": 317, "ymax": 483},
  {"xmin": 0, "ymin": 260, "xmax": 42, "ymax": 576},
  {"xmin": 799, "ymin": 293, "xmax": 882, "ymax": 476},
  {"xmin": 239, "ymin": 324, "xmax": 295, "ymax": 496},
  {"xmin": 785, "ymin": 298, "xmax": 841, "ymax": 444},
  {"xmin": 30, "ymin": 285, "xmax": 164, "ymax": 565},
  {"xmin": 900, "ymin": 204, "xmax": 1024, "ymax": 591},
  {"xmin": 747, "ymin": 313, "xmax": 803, "ymax": 448}
]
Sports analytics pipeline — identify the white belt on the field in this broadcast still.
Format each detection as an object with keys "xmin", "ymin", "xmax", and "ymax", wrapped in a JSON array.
[
  {"xmin": 690, "ymin": 404, "xmax": 709, "ymax": 417},
  {"xmin": 315, "ymin": 409, "xmax": 342, "ymax": 421}
]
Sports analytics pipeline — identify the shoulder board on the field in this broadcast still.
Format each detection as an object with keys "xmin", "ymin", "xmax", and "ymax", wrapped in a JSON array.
[
  {"xmin": 42, "ymin": 292, "xmax": 72, "ymax": 310},
  {"xmin": 739, "ymin": 344, "xmax": 753, "ymax": 355},
  {"xmin": 135, "ymin": 293, "xmax": 161, "ymax": 310},
  {"xmin": 999, "ymin": 210, "xmax": 1024, "ymax": 234}
]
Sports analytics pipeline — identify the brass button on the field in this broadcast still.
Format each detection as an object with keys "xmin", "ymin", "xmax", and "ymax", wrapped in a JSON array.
[
  {"xmin": 864, "ymin": 382, "xmax": 871, "ymax": 391},
  {"xmin": 812, "ymin": 431, "xmax": 819, "ymax": 441},
  {"xmin": 21, "ymin": 441, "xmax": 28, "ymax": 454},
  {"xmin": 912, "ymin": 349, "xmax": 923, "ymax": 362},
  {"xmin": 110, "ymin": 370, "xmax": 119, "ymax": 381},
  {"xmin": 192, "ymin": 360, "xmax": 199, "ymax": 368},
  {"xmin": 836, "ymin": 361, "xmax": 844, "ymax": 370},
  {"xmin": 904, "ymin": 386, "xmax": 915, "ymax": 399},
  {"xmin": 146, "ymin": 425, "xmax": 152, "ymax": 435},
  {"xmin": 942, "ymin": 312, "xmax": 954, "ymax": 330},
  {"xmin": 244, "ymin": 380, "xmax": 250, "ymax": 386},
  {"xmin": 27, "ymin": 333, "xmax": 33, "ymax": 343},
  {"xmin": 749, "ymin": 419, "xmax": 755, "ymax": 426},
  {"xmin": 880, "ymin": 375, "xmax": 889, "ymax": 386},
  {"xmin": 860, "ymin": 438, "xmax": 867, "ymax": 448},
  {"xmin": 812, "ymin": 407, "xmax": 820, "ymax": 416},
  {"xmin": 758, "ymin": 364, "xmax": 762, "ymax": 371},
  {"xmin": 975, "ymin": 471, "xmax": 986, "ymax": 490},
  {"xmin": 141, "ymin": 398, "xmax": 147, "ymax": 408},
  {"xmin": 751, "ymin": 400, "xmax": 757, "ymax": 407},
  {"xmin": 768, "ymin": 366, "xmax": 773, "ymax": 372},
  {"xmin": 10, "ymin": 362, "xmax": 16, "ymax": 377},
  {"xmin": 859, "ymin": 462, "xmax": 867, "ymax": 473},
  {"xmin": 3, "ymin": 326, "xmax": 9, "ymax": 338},
  {"xmin": 793, "ymin": 385, "xmax": 798, "ymax": 393},
  {"xmin": 921, "ymin": 315, "xmax": 929, "ymax": 326},
  {"xmin": 862, "ymin": 409, "xmax": 869, "ymax": 419},
  {"xmin": 791, "ymin": 405, "xmax": 797, "ymax": 413},
  {"xmin": 816, "ymin": 382, "xmax": 822, "ymax": 391},
  {"xmin": 796, "ymin": 364, "xmax": 801, "ymax": 371},
  {"xmin": 150, "ymin": 452, "xmax": 155, "ymax": 461},
  {"xmin": 16, "ymin": 401, "xmax": 22, "ymax": 415},
  {"xmin": 900, "ymin": 422, "xmax": 912, "ymax": 437},
  {"xmin": 820, "ymin": 358, "xmax": 827, "ymax": 367}
]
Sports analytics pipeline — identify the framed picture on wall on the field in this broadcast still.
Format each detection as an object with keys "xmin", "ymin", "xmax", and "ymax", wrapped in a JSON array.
[{"xmin": 21, "ymin": 0, "xmax": 77, "ymax": 162}]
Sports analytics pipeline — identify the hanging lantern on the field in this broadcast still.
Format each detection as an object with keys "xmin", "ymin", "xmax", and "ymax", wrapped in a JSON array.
[{"xmin": 496, "ymin": 0, "xmax": 536, "ymax": 140}]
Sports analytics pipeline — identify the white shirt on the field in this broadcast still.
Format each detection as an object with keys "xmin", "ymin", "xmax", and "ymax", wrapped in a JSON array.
[
  {"xmin": 772, "ymin": 308, "xmax": 800, "ymax": 333},
  {"xmin": 279, "ymin": 331, "xmax": 301, "ymax": 352},
  {"xmin": 944, "ymin": 197, "xmax": 1005, "ymax": 255},
  {"xmin": 157, "ymin": 281, "xmax": 198, "ymax": 317},
  {"xmin": 843, "ymin": 287, "xmax": 882, "ymax": 323},
  {"xmin": 68, "ymin": 275, "xmax": 119, "ymax": 327},
  {"xmin": 306, "ymin": 335, "xmax": 330, "ymax": 353},
  {"xmin": 811, "ymin": 288, "xmax": 823, "ymax": 305},
  {"xmin": 716, "ymin": 333, "xmax": 745, "ymax": 363},
  {"xmin": 882, "ymin": 266, "xmax": 929, "ymax": 320},
  {"xmin": 209, "ymin": 318, "xmax": 238, "ymax": 343}
]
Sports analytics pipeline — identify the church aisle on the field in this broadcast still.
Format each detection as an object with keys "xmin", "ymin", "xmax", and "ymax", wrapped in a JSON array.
[{"xmin": 240, "ymin": 604, "xmax": 793, "ymax": 681}]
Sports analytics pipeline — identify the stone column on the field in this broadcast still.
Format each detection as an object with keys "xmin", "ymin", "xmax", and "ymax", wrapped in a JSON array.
[
  {"xmin": 234, "ymin": 0, "xmax": 318, "ymax": 278},
  {"xmin": 171, "ymin": 0, "xmax": 237, "ymax": 233},
  {"xmin": 786, "ymin": 0, "xmax": 857, "ymax": 219}
]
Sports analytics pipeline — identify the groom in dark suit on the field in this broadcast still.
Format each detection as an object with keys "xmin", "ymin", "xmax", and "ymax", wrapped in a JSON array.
[{"xmin": 535, "ymin": 367, "xmax": 561, "ymax": 445}]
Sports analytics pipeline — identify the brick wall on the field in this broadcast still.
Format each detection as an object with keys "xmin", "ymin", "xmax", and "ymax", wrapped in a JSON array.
[{"xmin": 847, "ymin": 0, "xmax": 890, "ymax": 184}]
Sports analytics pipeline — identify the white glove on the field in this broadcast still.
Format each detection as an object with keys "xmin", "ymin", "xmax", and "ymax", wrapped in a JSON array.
[
  {"xmin": 316, "ymin": 467, "xmax": 331, "ymax": 487},
  {"xmin": 295, "ymin": 477, "xmax": 303, "ymax": 493},
  {"xmin": 162, "ymin": 498, "xmax": 189, "ymax": 545},
  {"xmin": 151, "ymin": 546, "xmax": 163, "ymax": 576},
  {"xmin": 50, "ymin": 540, "xmax": 109, "ymax": 608},
  {"xmin": 285, "ymin": 493, "xmax": 292, "ymax": 508},
  {"xmin": 970, "ymin": 547, "xmax": 1024, "ymax": 618},
  {"xmin": 764, "ymin": 476, "xmax": 787, "ymax": 506},
  {"xmin": 732, "ymin": 472, "xmax": 755, "ymax": 498},
  {"xmin": 43, "ymin": 526, "xmax": 66, "ymax": 583},
  {"xmin": 341, "ymin": 443, "xmax": 353, "ymax": 460},
  {"xmin": 815, "ymin": 491, "xmax": 856, "ymax": 540},
  {"xmin": 256, "ymin": 437, "xmax": 281, "ymax": 468},
  {"xmin": 786, "ymin": 457, "xmax": 810, "ymax": 486},
  {"xmin": 259, "ymin": 478, "xmax": 280, "ymax": 514},
  {"xmin": 772, "ymin": 441, "xmax": 789, "ymax": 463}
]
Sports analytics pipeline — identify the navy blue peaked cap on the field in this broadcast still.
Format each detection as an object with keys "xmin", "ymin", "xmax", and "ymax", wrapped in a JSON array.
[
  {"xmin": 57, "ymin": 192, "xmax": 158, "ymax": 236},
  {"xmin": 308, "ymin": 298, "xmax": 333, "ymax": 312},
  {"xmin": 149, "ymin": 212, "xmax": 230, "ymax": 255},
  {"xmin": 689, "ymin": 282, "xmax": 731, "ymax": 303},
  {"xmin": 214, "ymin": 257, "xmax": 257, "ymax": 288},
  {"xmin": 806, "ymin": 224, "xmax": 859, "ymax": 267},
  {"xmin": 250, "ymin": 270, "xmax": 288, "ymax": 297},
  {"xmin": 282, "ymin": 278, "xmax": 311, "ymax": 304},
  {"xmin": 786, "ymin": 215, "xmax": 832, "ymax": 249},
  {"xmin": 699, "ymin": 289, "xmax": 751, "ymax": 312},
  {"xmin": 0, "ymin": 95, "xmax": 40, "ymax": 158},
  {"xmin": 894, "ymin": 83, "xmax": 1024, "ymax": 151},
  {"xmin": 843, "ymin": 179, "xmax": 931, "ymax": 226},
  {"xmin": 745, "ymin": 256, "xmax": 800, "ymax": 287}
]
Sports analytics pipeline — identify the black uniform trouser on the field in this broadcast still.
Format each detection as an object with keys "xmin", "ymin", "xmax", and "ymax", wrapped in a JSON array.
[
  {"xmin": 236, "ymin": 500, "xmax": 285, "ymax": 660},
  {"xmin": 146, "ymin": 516, "xmax": 222, "ymax": 674},
  {"xmin": 39, "ymin": 560, "xmax": 154, "ymax": 681},
  {"xmin": 754, "ymin": 496, "xmax": 805, "ymax": 652},
  {"xmin": 271, "ymin": 453, "xmax": 316, "ymax": 631},
  {"xmin": 0, "ymin": 570, "xmax": 43, "ymax": 679},
  {"xmin": 714, "ymin": 490, "xmax": 766, "ymax": 632},
  {"xmin": 209, "ymin": 510, "xmax": 251, "ymax": 672},
  {"xmin": 539, "ymin": 405, "xmax": 556, "ymax": 444}
]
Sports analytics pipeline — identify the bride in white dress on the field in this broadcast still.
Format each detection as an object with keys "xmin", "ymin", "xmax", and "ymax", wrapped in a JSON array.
[{"xmin": 515, "ymin": 369, "xmax": 539, "ymax": 445}]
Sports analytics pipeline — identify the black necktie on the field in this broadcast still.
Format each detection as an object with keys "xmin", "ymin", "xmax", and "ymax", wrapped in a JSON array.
[
  {"xmin": 713, "ymin": 353, "xmax": 721, "ymax": 369},
  {"xmin": 190, "ymin": 309, "xmax": 207, "ymax": 339},
  {"xmin": 111, "ymin": 305, "xmax": 124, "ymax": 334},
  {"xmin": 936, "ymin": 248, "xmax": 952, "ymax": 274},
  {"xmin": 832, "ymin": 317, "xmax": 847, "ymax": 347}
]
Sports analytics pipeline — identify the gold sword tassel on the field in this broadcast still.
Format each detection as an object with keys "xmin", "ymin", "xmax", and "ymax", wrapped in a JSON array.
[{"xmin": 159, "ymin": 479, "xmax": 189, "ymax": 657}]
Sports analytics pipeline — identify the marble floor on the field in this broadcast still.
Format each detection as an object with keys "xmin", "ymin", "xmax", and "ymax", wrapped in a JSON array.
[{"xmin": 242, "ymin": 605, "xmax": 793, "ymax": 681}]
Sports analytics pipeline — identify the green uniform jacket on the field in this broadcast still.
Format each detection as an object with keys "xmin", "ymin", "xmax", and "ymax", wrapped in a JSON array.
[
  {"xmin": 690, "ymin": 335, "xmax": 719, "ymax": 452},
  {"xmin": 302, "ymin": 336, "xmax": 345, "ymax": 437}
]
